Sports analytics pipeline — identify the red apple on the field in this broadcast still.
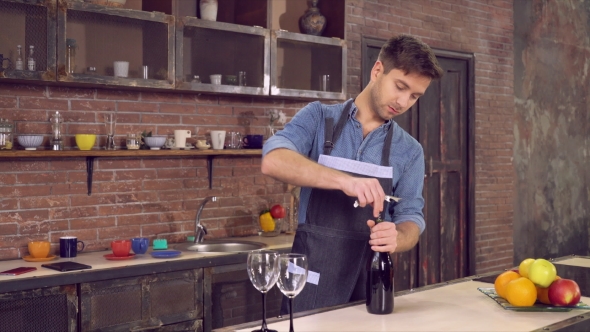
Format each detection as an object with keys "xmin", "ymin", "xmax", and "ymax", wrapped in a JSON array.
[{"xmin": 548, "ymin": 278, "xmax": 581, "ymax": 306}]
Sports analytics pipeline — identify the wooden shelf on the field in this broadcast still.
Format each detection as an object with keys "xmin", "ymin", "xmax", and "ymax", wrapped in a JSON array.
[
  {"xmin": 0, "ymin": 149, "xmax": 262, "ymax": 158},
  {"xmin": 1, "ymin": 148, "xmax": 262, "ymax": 194}
]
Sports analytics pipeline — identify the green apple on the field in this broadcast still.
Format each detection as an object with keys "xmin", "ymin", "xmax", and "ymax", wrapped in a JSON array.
[
  {"xmin": 518, "ymin": 258, "xmax": 535, "ymax": 278},
  {"xmin": 528, "ymin": 259, "xmax": 557, "ymax": 288}
]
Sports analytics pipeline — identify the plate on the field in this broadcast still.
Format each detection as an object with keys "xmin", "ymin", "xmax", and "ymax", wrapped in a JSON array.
[
  {"xmin": 151, "ymin": 250, "xmax": 182, "ymax": 259},
  {"xmin": 23, "ymin": 255, "xmax": 57, "ymax": 262},
  {"xmin": 104, "ymin": 253, "xmax": 136, "ymax": 261},
  {"xmin": 478, "ymin": 288, "xmax": 590, "ymax": 312}
]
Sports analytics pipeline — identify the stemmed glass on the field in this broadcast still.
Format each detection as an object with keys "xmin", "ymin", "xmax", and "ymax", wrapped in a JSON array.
[
  {"xmin": 104, "ymin": 113, "xmax": 116, "ymax": 150},
  {"xmin": 276, "ymin": 253, "xmax": 308, "ymax": 332},
  {"xmin": 247, "ymin": 250, "xmax": 279, "ymax": 332}
]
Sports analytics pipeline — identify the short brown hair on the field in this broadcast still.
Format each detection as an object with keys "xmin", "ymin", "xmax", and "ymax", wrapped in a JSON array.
[{"xmin": 379, "ymin": 35, "xmax": 443, "ymax": 80}]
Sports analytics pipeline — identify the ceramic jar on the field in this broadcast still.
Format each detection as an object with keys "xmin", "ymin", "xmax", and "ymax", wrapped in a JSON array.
[
  {"xmin": 300, "ymin": 0, "xmax": 327, "ymax": 36},
  {"xmin": 200, "ymin": 0, "xmax": 218, "ymax": 21}
]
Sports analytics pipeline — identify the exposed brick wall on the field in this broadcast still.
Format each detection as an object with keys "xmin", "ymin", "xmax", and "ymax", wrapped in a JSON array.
[
  {"xmin": 346, "ymin": 0, "xmax": 515, "ymax": 274},
  {"xmin": 1, "ymin": 0, "xmax": 515, "ymax": 276},
  {"xmin": 0, "ymin": 83, "xmax": 308, "ymax": 259}
]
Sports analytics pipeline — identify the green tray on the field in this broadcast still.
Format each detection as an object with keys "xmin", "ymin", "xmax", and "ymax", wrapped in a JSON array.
[{"xmin": 478, "ymin": 287, "xmax": 590, "ymax": 312}]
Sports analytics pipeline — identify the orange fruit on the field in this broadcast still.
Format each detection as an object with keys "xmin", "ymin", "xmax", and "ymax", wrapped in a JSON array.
[
  {"xmin": 505, "ymin": 277, "xmax": 537, "ymax": 307},
  {"xmin": 494, "ymin": 271, "xmax": 520, "ymax": 299}
]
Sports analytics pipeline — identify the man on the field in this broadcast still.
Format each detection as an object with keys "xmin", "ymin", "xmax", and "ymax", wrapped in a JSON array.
[{"xmin": 261, "ymin": 35, "xmax": 443, "ymax": 312}]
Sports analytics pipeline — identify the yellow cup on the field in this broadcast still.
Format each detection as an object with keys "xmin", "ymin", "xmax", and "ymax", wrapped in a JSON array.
[
  {"xmin": 75, "ymin": 134, "xmax": 96, "ymax": 150},
  {"xmin": 28, "ymin": 241, "xmax": 51, "ymax": 258}
]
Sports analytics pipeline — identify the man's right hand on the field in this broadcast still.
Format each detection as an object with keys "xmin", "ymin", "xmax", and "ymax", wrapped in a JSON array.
[{"xmin": 341, "ymin": 177, "xmax": 385, "ymax": 218}]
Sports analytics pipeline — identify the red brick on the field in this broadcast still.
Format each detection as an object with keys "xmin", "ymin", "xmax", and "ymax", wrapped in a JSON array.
[
  {"xmin": 0, "ymin": 209, "xmax": 49, "ymax": 223},
  {"xmin": 143, "ymin": 179, "xmax": 185, "ymax": 191},
  {"xmin": 0, "ymin": 223, "xmax": 17, "ymax": 235},
  {"xmin": 17, "ymin": 172, "xmax": 67, "ymax": 185},
  {"xmin": 141, "ymin": 92, "xmax": 181, "ymax": 103},
  {"xmin": 48, "ymin": 86, "xmax": 95, "ymax": 99},
  {"xmin": 71, "ymin": 194, "xmax": 116, "ymax": 207},
  {"xmin": 49, "ymin": 206, "xmax": 98, "ymax": 220},
  {"xmin": 182, "ymin": 114, "xmax": 218, "ymax": 125},
  {"xmin": 96, "ymin": 89, "xmax": 140, "ymax": 101},
  {"xmin": 98, "ymin": 204, "xmax": 143, "ymax": 216},
  {"xmin": 71, "ymin": 100, "xmax": 116, "ymax": 111},
  {"xmin": 5, "ymin": 185, "xmax": 51, "ymax": 197},
  {"xmin": 98, "ymin": 225, "xmax": 141, "ymax": 239},
  {"xmin": 142, "ymin": 114, "xmax": 180, "ymax": 124},
  {"xmin": 19, "ymin": 196, "xmax": 69, "ymax": 209},
  {"xmin": 118, "ymin": 213, "xmax": 160, "ymax": 226},
  {"xmin": 160, "ymin": 103, "xmax": 197, "ymax": 114},
  {"xmin": 19, "ymin": 97, "xmax": 68, "ymax": 110},
  {"xmin": 51, "ymin": 229, "xmax": 97, "ymax": 243},
  {"xmin": 0, "ymin": 83, "xmax": 46, "ymax": 97},
  {"xmin": 118, "ymin": 101, "xmax": 159, "ymax": 113},
  {"xmin": 0, "ymin": 96, "xmax": 17, "ymax": 108},
  {"xmin": 70, "ymin": 217, "xmax": 116, "ymax": 230}
]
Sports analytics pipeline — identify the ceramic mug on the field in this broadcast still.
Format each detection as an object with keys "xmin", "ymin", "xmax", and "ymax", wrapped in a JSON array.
[
  {"xmin": 131, "ymin": 237, "xmax": 149, "ymax": 255},
  {"xmin": 75, "ymin": 134, "xmax": 96, "ymax": 150},
  {"xmin": 113, "ymin": 61, "xmax": 129, "ymax": 78},
  {"xmin": 60, "ymin": 236, "xmax": 85, "ymax": 258},
  {"xmin": 210, "ymin": 130, "xmax": 226, "ymax": 150},
  {"xmin": 174, "ymin": 130, "xmax": 191, "ymax": 148},
  {"xmin": 210, "ymin": 74, "xmax": 222, "ymax": 85},
  {"xmin": 242, "ymin": 134, "xmax": 263, "ymax": 149},
  {"xmin": 111, "ymin": 240, "xmax": 132, "ymax": 257},
  {"xmin": 28, "ymin": 241, "xmax": 51, "ymax": 258}
]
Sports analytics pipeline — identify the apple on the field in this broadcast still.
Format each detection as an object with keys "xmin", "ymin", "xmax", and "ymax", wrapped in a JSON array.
[
  {"xmin": 528, "ymin": 259, "xmax": 557, "ymax": 288},
  {"xmin": 548, "ymin": 278, "xmax": 581, "ymax": 306},
  {"xmin": 518, "ymin": 258, "xmax": 535, "ymax": 278}
]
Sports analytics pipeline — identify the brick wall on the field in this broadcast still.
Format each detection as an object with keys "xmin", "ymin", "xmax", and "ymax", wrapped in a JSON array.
[
  {"xmin": 345, "ymin": 0, "xmax": 515, "ymax": 274},
  {"xmin": 0, "ymin": 83, "xmax": 307, "ymax": 259},
  {"xmin": 1, "ymin": 0, "xmax": 515, "ymax": 275}
]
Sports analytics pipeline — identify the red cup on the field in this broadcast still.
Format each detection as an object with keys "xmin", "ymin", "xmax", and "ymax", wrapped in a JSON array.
[{"xmin": 111, "ymin": 240, "xmax": 132, "ymax": 257}]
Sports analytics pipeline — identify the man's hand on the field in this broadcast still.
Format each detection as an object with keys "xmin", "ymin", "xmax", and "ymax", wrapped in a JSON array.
[
  {"xmin": 367, "ymin": 220, "xmax": 398, "ymax": 253},
  {"xmin": 342, "ymin": 177, "xmax": 385, "ymax": 218}
]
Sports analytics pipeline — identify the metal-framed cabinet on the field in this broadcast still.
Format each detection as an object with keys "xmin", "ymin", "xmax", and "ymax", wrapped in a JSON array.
[
  {"xmin": 0, "ymin": 0, "xmax": 57, "ymax": 82},
  {"xmin": 0, "ymin": 284, "xmax": 78, "ymax": 332},
  {"xmin": 175, "ymin": 17, "xmax": 270, "ymax": 96},
  {"xmin": 56, "ymin": 0, "xmax": 175, "ymax": 89},
  {"xmin": 80, "ymin": 269, "xmax": 203, "ymax": 331},
  {"xmin": 270, "ymin": 29, "xmax": 346, "ymax": 100}
]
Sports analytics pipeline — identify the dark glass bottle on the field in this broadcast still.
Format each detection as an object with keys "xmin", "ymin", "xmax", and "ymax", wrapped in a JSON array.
[{"xmin": 366, "ymin": 216, "xmax": 394, "ymax": 314}]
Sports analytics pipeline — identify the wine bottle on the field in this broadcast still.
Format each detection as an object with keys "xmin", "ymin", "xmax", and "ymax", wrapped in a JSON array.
[
  {"xmin": 15, "ymin": 45, "xmax": 23, "ymax": 70},
  {"xmin": 366, "ymin": 213, "xmax": 394, "ymax": 314}
]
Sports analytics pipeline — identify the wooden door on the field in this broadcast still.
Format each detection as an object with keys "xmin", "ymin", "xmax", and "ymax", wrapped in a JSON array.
[{"xmin": 393, "ymin": 53, "xmax": 474, "ymax": 290}]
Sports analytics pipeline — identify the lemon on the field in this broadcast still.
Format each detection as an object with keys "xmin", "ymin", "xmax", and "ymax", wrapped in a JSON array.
[{"xmin": 259, "ymin": 211, "xmax": 275, "ymax": 232}]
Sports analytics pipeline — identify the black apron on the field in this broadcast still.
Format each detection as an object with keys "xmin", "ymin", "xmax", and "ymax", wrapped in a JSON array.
[{"xmin": 282, "ymin": 100, "xmax": 394, "ymax": 314}]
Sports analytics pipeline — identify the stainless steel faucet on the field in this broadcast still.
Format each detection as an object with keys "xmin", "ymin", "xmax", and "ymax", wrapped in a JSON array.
[{"xmin": 194, "ymin": 196, "xmax": 216, "ymax": 243}]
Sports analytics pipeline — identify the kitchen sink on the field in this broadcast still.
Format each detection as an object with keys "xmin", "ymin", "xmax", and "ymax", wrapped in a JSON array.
[{"xmin": 174, "ymin": 240, "xmax": 267, "ymax": 252}]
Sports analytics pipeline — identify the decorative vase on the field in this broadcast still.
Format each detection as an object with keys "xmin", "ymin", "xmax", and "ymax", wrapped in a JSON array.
[
  {"xmin": 200, "ymin": 0, "xmax": 218, "ymax": 21},
  {"xmin": 299, "ymin": 0, "xmax": 326, "ymax": 36}
]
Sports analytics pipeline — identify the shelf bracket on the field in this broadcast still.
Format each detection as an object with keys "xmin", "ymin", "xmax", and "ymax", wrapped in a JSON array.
[
  {"xmin": 206, "ymin": 155, "xmax": 214, "ymax": 189},
  {"xmin": 86, "ymin": 156, "xmax": 95, "ymax": 196}
]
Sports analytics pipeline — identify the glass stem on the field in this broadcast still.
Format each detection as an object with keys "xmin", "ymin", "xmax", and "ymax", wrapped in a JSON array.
[
  {"xmin": 261, "ymin": 291, "xmax": 268, "ymax": 330},
  {"xmin": 289, "ymin": 297, "xmax": 294, "ymax": 332}
]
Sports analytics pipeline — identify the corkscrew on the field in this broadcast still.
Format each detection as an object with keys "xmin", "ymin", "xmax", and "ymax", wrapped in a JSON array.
[{"xmin": 353, "ymin": 195, "xmax": 400, "ymax": 208}]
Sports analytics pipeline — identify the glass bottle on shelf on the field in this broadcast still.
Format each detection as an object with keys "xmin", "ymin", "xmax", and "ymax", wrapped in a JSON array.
[
  {"xmin": 15, "ymin": 45, "xmax": 23, "ymax": 70},
  {"xmin": 65, "ymin": 39, "xmax": 76, "ymax": 74},
  {"xmin": 0, "ymin": 119, "xmax": 14, "ymax": 150},
  {"xmin": 27, "ymin": 45, "xmax": 35, "ymax": 71}
]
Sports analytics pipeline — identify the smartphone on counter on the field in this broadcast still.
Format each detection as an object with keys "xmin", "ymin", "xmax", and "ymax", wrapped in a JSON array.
[{"xmin": 0, "ymin": 267, "xmax": 37, "ymax": 276}]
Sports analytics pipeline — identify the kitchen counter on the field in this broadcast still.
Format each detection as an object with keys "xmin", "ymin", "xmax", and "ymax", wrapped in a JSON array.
[
  {"xmin": 0, "ymin": 234, "xmax": 294, "ymax": 293},
  {"xmin": 217, "ymin": 256, "xmax": 590, "ymax": 332}
]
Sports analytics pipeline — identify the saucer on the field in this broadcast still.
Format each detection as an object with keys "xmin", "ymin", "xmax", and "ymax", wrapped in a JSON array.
[
  {"xmin": 104, "ymin": 253, "xmax": 136, "ymax": 260},
  {"xmin": 23, "ymin": 255, "xmax": 57, "ymax": 262},
  {"xmin": 151, "ymin": 250, "xmax": 181, "ymax": 259}
]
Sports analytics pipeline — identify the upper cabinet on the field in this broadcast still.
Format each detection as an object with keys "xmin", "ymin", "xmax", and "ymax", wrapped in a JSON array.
[
  {"xmin": 56, "ymin": 0, "xmax": 175, "ymax": 89},
  {"xmin": 0, "ymin": 0, "xmax": 346, "ymax": 99},
  {"xmin": 0, "ymin": 0, "xmax": 57, "ymax": 82}
]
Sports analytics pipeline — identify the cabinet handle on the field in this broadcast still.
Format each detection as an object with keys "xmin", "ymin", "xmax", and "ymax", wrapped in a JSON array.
[{"xmin": 429, "ymin": 156, "xmax": 433, "ymax": 177}]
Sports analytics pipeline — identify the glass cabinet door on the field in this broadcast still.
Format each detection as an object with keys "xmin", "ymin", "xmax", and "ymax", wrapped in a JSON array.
[
  {"xmin": 271, "ymin": 30, "xmax": 346, "ymax": 100},
  {"xmin": 175, "ymin": 17, "xmax": 270, "ymax": 96},
  {"xmin": 56, "ymin": 0, "xmax": 175, "ymax": 89},
  {"xmin": 0, "ymin": 0, "xmax": 57, "ymax": 82}
]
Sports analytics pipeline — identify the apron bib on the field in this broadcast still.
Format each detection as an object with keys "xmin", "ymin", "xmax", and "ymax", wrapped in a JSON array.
[{"xmin": 283, "ymin": 100, "xmax": 394, "ymax": 313}]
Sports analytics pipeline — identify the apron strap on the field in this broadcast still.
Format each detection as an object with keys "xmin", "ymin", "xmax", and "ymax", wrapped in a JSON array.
[
  {"xmin": 323, "ymin": 99, "xmax": 354, "ymax": 155},
  {"xmin": 380, "ymin": 121, "xmax": 394, "ymax": 166}
]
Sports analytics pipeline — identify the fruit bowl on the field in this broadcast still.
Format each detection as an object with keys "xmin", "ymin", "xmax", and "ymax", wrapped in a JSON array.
[
  {"xmin": 144, "ymin": 136, "xmax": 167, "ymax": 150},
  {"xmin": 17, "ymin": 135, "xmax": 44, "ymax": 150}
]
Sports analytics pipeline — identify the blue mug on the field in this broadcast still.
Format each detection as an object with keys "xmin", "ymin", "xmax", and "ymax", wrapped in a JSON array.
[
  {"xmin": 131, "ymin": 237, "xmax": 149, "ymax": 254},
  {"xmin": 242, "ymin": 134, "xmax": 263, "ymax": 149}
]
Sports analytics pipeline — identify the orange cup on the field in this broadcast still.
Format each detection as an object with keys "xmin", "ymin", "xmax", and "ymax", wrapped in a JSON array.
[
  {"xmin": 111, "ymin": 240, "xmax": 132, "ymax": 257},
  {"xmin": 28, "ymin": 241, "xmax": 51, "ymax": 258}
]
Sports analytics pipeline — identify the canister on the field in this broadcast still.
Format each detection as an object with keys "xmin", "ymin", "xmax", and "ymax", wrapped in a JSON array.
[{"xmin": 0, "ymin": 118, "xmax": 13, "ymax": 150}]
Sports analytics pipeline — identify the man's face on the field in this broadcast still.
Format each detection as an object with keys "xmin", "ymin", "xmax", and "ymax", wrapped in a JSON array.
[{"xmin": 369, "ymin": 61, "xmax": 432, "ymax": 121}]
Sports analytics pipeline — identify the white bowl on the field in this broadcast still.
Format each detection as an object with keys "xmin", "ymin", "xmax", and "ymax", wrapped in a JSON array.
[
  {"xmin": 144, "ymin": 136, "xmax": 167, "ymax": 150},
  {"xmin": 18, "ymin": 135, "xmax": 44, "ymax": 150}
]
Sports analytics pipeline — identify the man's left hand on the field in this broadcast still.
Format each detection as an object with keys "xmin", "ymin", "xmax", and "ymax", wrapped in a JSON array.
[{"xmin": 367, "ymin": 220, "xmax": 398, "ymax": 253}]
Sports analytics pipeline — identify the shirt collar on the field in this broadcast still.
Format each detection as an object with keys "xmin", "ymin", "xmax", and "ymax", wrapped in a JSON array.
[{"xmin": 349, "ymin": 101, "xmax": 393, "ymax": 132}]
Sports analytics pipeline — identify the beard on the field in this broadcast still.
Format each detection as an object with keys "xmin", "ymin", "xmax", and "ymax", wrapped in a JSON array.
[{"xmin": 368, "ymin": 79, "xmax": 395, "ymax": 122}]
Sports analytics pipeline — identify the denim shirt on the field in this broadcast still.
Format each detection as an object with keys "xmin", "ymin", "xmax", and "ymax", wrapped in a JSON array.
[{"xmin": 262, "ymin": 99, "xmax": 426, "ymax": 234}]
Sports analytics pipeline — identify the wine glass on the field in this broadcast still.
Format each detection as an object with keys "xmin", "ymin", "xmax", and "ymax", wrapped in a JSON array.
[
  {"xmin": 276, "ymin": 253, "xmax": 308, "ymax": 332},
  {"xmin": 247, "ymin": 249, "xmax": 279, "ymax": 332}
]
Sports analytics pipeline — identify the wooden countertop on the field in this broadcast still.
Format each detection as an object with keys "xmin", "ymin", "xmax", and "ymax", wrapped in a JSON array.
[
  {"xmin": 217, "ymin": 256, "xmax": 590, "ymax": 332},
  {"xmin": 0, "ymin": 234, "xmax": 294, "ymax": 293}
]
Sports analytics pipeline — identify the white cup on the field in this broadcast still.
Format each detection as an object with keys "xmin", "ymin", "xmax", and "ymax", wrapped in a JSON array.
[
  {"xmin": 210, "ymin": 74, "xmax": 222, "ymax": 85},
  {"xmin": 114, "ymin": 61, "xmax": 129, "ymax": 78},
  {"xmin": 174, "ymin": 130, "xmax": 191, "ymax": 148},
  {"xmin": 210, "ymin": 130, "xmax": 226, "ymax": 150}
]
